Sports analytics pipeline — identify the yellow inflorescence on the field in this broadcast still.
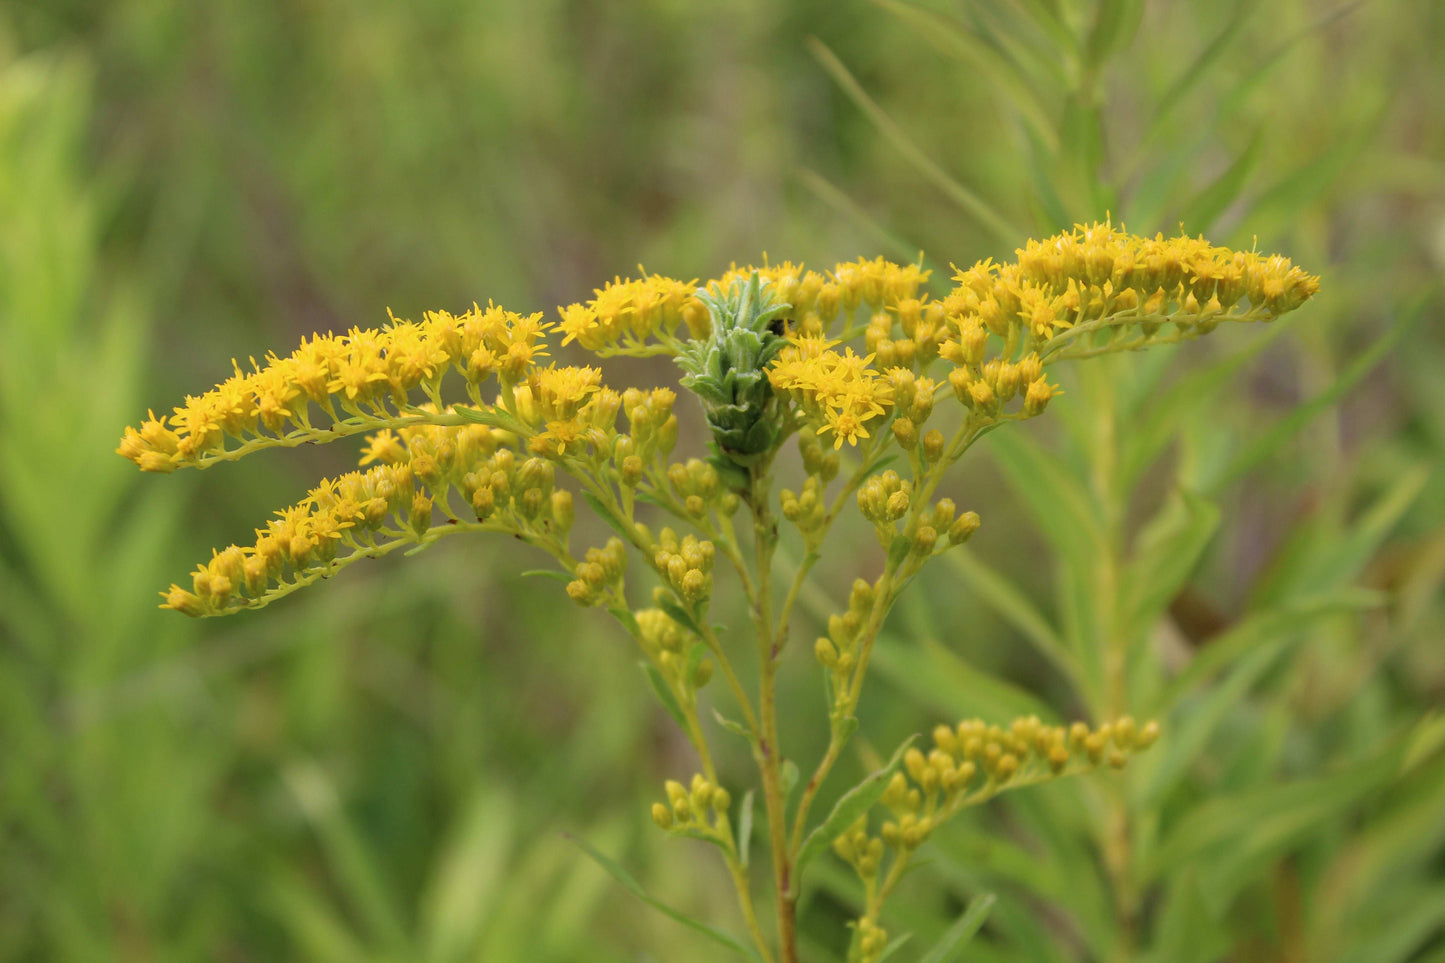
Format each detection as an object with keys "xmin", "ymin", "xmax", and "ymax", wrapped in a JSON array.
[
  {"xmin": 117, "ymin": 304, "xmax": 551, "ymax": 473},
  {"xmin": 833, "ymin": 713, "xmax": 1160, "ymax": 873},
  {"xmin": 556, "ymin": 271, "xmax": 708, "ymax": 353},
  {"xmin": 121, "ymin": 224, "xmax": 1319, "ymax": 617}
]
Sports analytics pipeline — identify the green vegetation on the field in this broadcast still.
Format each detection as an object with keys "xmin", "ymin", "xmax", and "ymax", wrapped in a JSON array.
[{"xmin": 1, "ymin": 2, "xmax": 1442, "ymax": 960}]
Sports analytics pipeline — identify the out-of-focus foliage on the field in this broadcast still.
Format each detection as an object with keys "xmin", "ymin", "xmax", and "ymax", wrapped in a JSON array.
[{"xmin": 0, "ymin": 0, "xmax": 1441, "ymax": 960}]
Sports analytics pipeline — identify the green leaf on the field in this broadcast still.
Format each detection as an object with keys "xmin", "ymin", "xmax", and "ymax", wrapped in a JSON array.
[
  {"xmin": 872, "ymin": 634, "xmax": 1058, "ymax": 724},
  {"xmin": 986, "ymin": 429, "xmax": 1104, "ymax": 574},
  {"xmin": 781, "ymin": 759, "xmax": 800, "ymax": 803},
  {"xmin": 640, "ymin": 662, "xmax": 688, "ymax": 731},
  {"xmin": 869, "ymin": 0, "xmax": 1055, "ymax": 149},
  {"xmin": 580, "ymin": 489, "xmax": 636, "ymax": 544},
  {"xmin": 874, "ymin": 932, "xmax": 914, "ymax": 962},
  {"xmin": 283, "ymin": 763, "xmax": 410, "ymax": 954},
  {"xmin": 1146, "ymin": 589, "xmax": 1382, "ymax": 716},
  {"xmin": 917, "ymin": 893, "xmax": 997, "ymax": 963},
  {"xmin": 1148, "ymin": 0, "xmax": 1255, "ymax": 137},
  {"xmin": 419, "ymin": 786, "xmax": 514, "ymax": 962},
  {"xmin": 451, "ymin": 403, "xmax": 524, "ymax": 434},
  {"xmin": 737, "ymin": 790, "xmax": 755, "ymax": 869},
  {"xmin": 793, "ymin": 735, "xmax": 918, "ymax": 890},
  {"xmin": 1122, "ymin": 489, "xmax": 1221, "ymax": 644},
  {"xmin": 659, "ymin": 597, "xmax": 706, "ymax": 639},
  {"xmin": 940, "ymin": 548, "xmax": 1079, "ymax": 692},
  {"xmin": 805, "ymin": 36, "xmax": 1022, "ymax": 245},
  {"xmin": 1084, "ymin": 0, "xmax": 1144, "ymax": 72},
  {"xmin": 886, "ymin": 534, "xmax": 913, "ymax": 571},
  {"xmin": 1204, "ymin": 293, "xmax": 1425, "ymax": 494},
  {"xmin": 1253, "ymin": 465, "xmax": 1428, "ymax": 607},
  {"xmin": 711, "ymin": 707, "xmax": 753, "ymax": 743},
  {"xmin": 519, "ymin": 568, "xmax": 571, "ymax": 583},
  {"xmin": 1178, "ymin": 130, "xmax": 1263, "ymax": 232},
  {"xmin": 608, "ymin": 605, "xmax": 641, "ymax": 639},
  {"xmin": 564, "ymin": 834, "xmax": 763, "ymax": 961}
]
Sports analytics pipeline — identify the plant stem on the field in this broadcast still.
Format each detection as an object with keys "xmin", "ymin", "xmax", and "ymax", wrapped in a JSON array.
[{"xmin": 747, "ymin": 456, "xmax": 798, "ymax": 963}]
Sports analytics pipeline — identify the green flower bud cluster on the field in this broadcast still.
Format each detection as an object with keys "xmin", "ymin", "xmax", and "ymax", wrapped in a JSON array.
[
  {"xmin": 675, "ymin": 273, "xmax": 791, "ymax": 470},
  {"xmin": 652, "ymin": 528, "xmax": 716, "ymax": 605},
  {"xmin": 813, "ymin": 578, "xmax": 879, "ymax": 690},
  {"xmin": 666, "ymin": 457, "xmax": 737, "ymax": 519},
  {"xmin": 565, "ymin": 537, "xmax": 627, "ymax": 606},
  {"xmin": 780, "ymin": 477, "xmax": 827, "ymax": 536},
  {"xmin": 797, "ymin": 431, "xmax": 841, "ymax": 484},
  {"xmin": 462, "ymin": 450, "xmax": 573, "ymax": 537},
  {"xmin": 651, "ymin": 774, "xmax": 732, "ymax": 837},
  {"xmin": 619, "ymin": 386, "xmax": 679, "ymax": 468},
  {"xmin": 881, "ymin": 368, "xmax": 940, "ymax": 458},
  {"xmin": 879, "ymin": 715, "xmax": 1160, "ymax": 832},
  {"xmin": 945, "ymin": 349, "xmax": 1057, "ymax": 419},
  {"xmin": 856, "ymin": 470, "xmax": 911, "ymax": 539},
  {"xmin": 853, "ymin": 917, "xmax": 889, "ymax": 963},
  {"xmin": 635, "ymin": 607, "xmax": 713, "ymax": 694}
]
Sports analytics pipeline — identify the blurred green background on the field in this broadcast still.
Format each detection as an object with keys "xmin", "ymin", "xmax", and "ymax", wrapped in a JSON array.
[{"xmin": 1, "ymin": 1, "xmax": 1442, "ymax": 960}]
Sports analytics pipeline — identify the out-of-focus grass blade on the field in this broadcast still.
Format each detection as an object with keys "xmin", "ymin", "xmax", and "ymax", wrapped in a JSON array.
[
  {"xmin": 868, "ymin": 0, "xmax": 1056, "ymax": 149},
  {"xmin": 1149, "ymin": 727, "xmax": 1409, "ymax": 892},
  {"xmin": 806, "ymin": 37, "xmax": 1023, "ymax": 245},
  {"xmin": 1215, "ymin": 2, "xmax": 1367, "ymax": 126},
  {"xmin": 986, "ymin": 428, "xmax": 1106, "ymax": 573},
  {"xmin": 1084, "ymin": 0, "xmax": 1144, "ymax": 74},
  {"xmin": 1119, "ymin": 320, "xmax": 1293, "ymax": 489},
  {"xmin": 1178, "ymin": 131, "xmax": 1263, "ymax": 232},
  {"xmin": 916, "ymin": 893, "xmax": 997, "ymax": 963},
  {"xmin": 1137, "ymin": 641, "xmax": 1294, "ymax": 811},
  {"xmin": 563, "ymin": 833, "xmax": 763, "ymax": 962},
  {"xmin": 872, "ymin": 633, "xmax": 1058, "ymax": 723},
  {"xmin": 1147, "ymin": 588, "xmax": 1382, "ymax": 716},
  {"xmin": 1253, "ymin": 465, "xmax": 1427, "ymax": 608},
  {"xmin": 796, "ymin": 167, "xmax": 927, "ymax": 269},
  {"xmin": 1122, "ymin": 489, "xmax": 1221, "ymax": 645},
  {"xmin": 1014, "ymin": 0, "xmax": 1075, "ymax": 56},
  {"xmin": 1236, "ymin": 129, "xmax": 1369, "ymax": 240},
  {"xmin": 419, "ymin": 786, "xmax": 514, "ymax": 963},
  {"xmin": 283, "ymin": 762, "xmax": 411, "ymax": 955},
  {"xmin": 269, "ymin": 872, "xmax": 374, "ymax": 963},
  {"xmin": 1204, "ymin": 292, "xmax": 1427, "ymax": 494},
  {"xmin": 1026, "ymin": 124, "xmax": 1076, "ymax": 232},
  {"xmin": 939, "ymin": 547, "xmax": 1081, "ymax": 694},
  {"xmin": 1148, "ymin": 0, "xmax": 1256, "ymax": 138},
  {"xmin": 1335, "ymin": 888, "xmax": 1445, "ymax": 963}
]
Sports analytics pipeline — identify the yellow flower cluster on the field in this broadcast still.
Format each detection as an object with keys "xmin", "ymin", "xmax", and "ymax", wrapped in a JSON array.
[
  {"xmin": 769, "ymin": 336, "xmax": 895, "ymax": 448},
  {"xmin": 162, "ymin": 462, "xmax": 426, "ymax": 616},
  {"xmin": 944, "ymin": 221, "xmax": 1320, "ymax": 350},
  {"xmin": 835, "ymin": 715, "xmax": 1159, "ymax": 869},
  {"xmin": 719, "ymin": 255, "xmax": 931, "ymax": 337},
  {"xmin": 164, "ymin": 414, "xmax": 587, "ymax": 616},
  {"xmin": 556, "ymin": 271, "xmax": 708, "ymax": 354},
  {"xmin": 117, "ymin": 304, "xmax": 551, "ymax": 472}
]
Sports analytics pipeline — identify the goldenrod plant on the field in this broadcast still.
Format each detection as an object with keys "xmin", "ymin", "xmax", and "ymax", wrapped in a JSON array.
[{"xmin": 120, "ymin": 223, "xmax": 1317, "ymax": 962}]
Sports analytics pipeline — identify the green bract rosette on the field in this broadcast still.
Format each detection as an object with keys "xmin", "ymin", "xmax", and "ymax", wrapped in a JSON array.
[{"xmin": 675, "ymin": 274, "xmax": 792, "ymax": 483}]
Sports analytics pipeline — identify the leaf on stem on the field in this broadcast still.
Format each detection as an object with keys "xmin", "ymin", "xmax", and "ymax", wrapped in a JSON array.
[
  {"xmin": 917, "ymin": 893, "xmax": 997, "ymax": 963},
  {"xmin": 793, "ymin": 735, "xmax": 918, "ymax": 889},
  {"xmin": 639, "ymin": 662, "xmax": 688, "ymax": 731},
  {"xmin": 563, "ymin": 833, "xmax": 764, "ymax": 962}
]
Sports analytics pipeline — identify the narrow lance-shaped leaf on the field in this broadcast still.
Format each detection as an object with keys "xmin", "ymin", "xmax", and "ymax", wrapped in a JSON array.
[
  {"xmin": 917, "ymin": 893, "xmax": 998, "ymax": 963},
  {"xmin": 564, "ymin": 834, "xmax": 764, "ymax": 962},
  {"xmin": 793, "ymin": 735, "xmax": 919, "ymax": 890}
]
